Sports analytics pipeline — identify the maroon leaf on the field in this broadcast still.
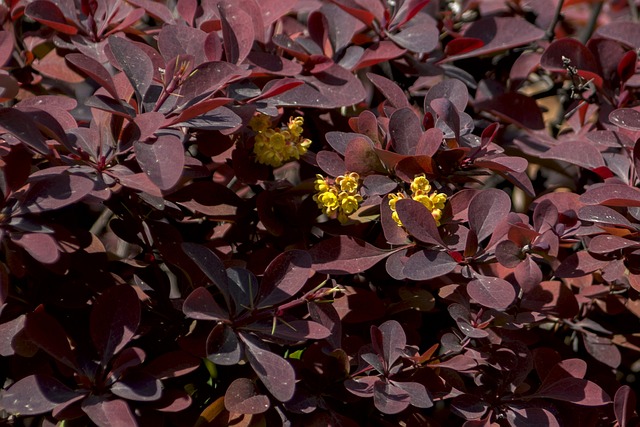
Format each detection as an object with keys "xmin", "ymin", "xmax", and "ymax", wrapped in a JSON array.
[
  {"xmin": 373, "ymin": 380, "xmax": 411, "ymax": 414},
  {"xmin": 206, "ymin": 323, "xmax": 242, "ymax": 366},
  {"xmin": 613, "ymin": 385, "xmax": 637, "ymax": 427},
  {"xmin": 578, "ymin": 205, "xmax": 635, "ymax": 229},
  {"xmin": 539, "ymin": 140, "xmax": 605, "ymax": 170},
  {"xmin": 533, "ymin": 378, "xmax": 611, "ymax": 406},
  {"xmin": 430, "ymin": 98, "xmax": 460, "ymax": 140},
  {"xmin": 395, "ymin": 199, "xmax": 446, "ymax": 247},
  {"xmin": 153, "ymin": 389, "xmax": 192, "ymax": 413},
  {"xmin": 579, "ymin": 184, "xmax": 640, "ymax": 207},
  {"xmin": 66, "ymin": 53, "xmax": 119, "ymax": 100},
  {"xmin": 218, "ymin": 0, "xmax": 254, "ymax": 65},
  {"xmin": 157, "ymin": 24, "xmax": 209, "ymax": 66},
  {"xmin": 451, "ymin": 394, "xmax": 489, "ymax": 420},
  {"xmin": 344, "ymin": 135, "xmax": 384, "ymax": 174},
  {"xmin": 445, "ymin": 17, "xmax": 545, "ymax": 62},
  {"xmin": 308, "ymin": 301, "xmax": 342, "ymax": 349},
  {"xmin": 445, "ymin": 38, "xmax": 484, "ymax": 57},
  {"xmin": 609, "ymin": 108, "xmax": 640, "ymax": 131},
  {"xmin": 20, "ymin": 173, "xmax": 94, "ymax": 214},
  {"xmin": 144, "ymin": 350, "xmax": 201, "ymax": 380},
  {"xmin": 81, "ymin": 396, "xmax": 138, "ymax": 427},
  {"xmin": 376, "ymin": 320, "xmax": 406, "ymax": 367},
  {"xmin": 258, "ymin": 250, "xmax": 312, "ymax": 307},
  {"xmin": 0, "ymin": 375, "xmax": 83, "ymax": 416},
  {"xmin": 91, "ymin": 285, "xmax": 141, "ymax": 365},
  {"xmin": 225, "ymin": 378, "xmax": 270, "ymax": 414},
  {"xmin": 467, "ymin": 275, "xmax": 516, "ymax": 310},
  {"xmin": 393, "ymin": 380, "xmax": 432, "ymax": 409},
  {"xmin": 0, "ymin": 108, "xmax": 50, "ymax": 154},
  {"xmin": 183, "ymin": 287, "xmax": 228, "ymax": 321},
  {"xmin": 251, "ymin": 320, "xmax": 331, "ymax": 341},
  {"xmin": 309, "ymin": 236, "xmax": 397, "ymax": 274},
  {"xmin": 134, "ymin": 135, "xmax": 185, "ymax": 191},
  {"xmin": 25, "ymin": 308, "xmax": 78, "ymax": 369},
  {"xmin": 555, "ymin": 252, "xmax": 609, "ymax": 278},
  {"xmin": 495, "ymin": 240, "xmax": 523, "ymax": 268},
  {"xmin": 507, "ymin": 406, "xmax": 560, "ymax": 427},
  {"xmin": 389, "ymin": 107, "xmax": 422, "ymax": 155},
  {"xmin": 540, "ymin": 38, "xmax": 602, "ymax": 87},
  {"xmin": 366, "ymin": 73, "xmax": 410, "ymax": 109},
  {"xmin": 588, "ymin": 235, "xmax": 640, "ymax": 254},
  {"xmin": 595, "ymin": 21, "xmax": 640, "ymax": 49},
  {"xmin": 403, "ymin": 249, "xmax": 457, "ymax": 281},
  {"xmin": 388, "ymin": 13, "xmax": 439, "ymax": 54},
  {"xmin": 425, "ymin": 79, "xmax": 469, "ymax": 114},
  {"xmin": 25, "ymin": 1, "xmax": 78, "ymax": 35},
  {"xmin": 582, "ymin": 333, "xmax": 621, "ymax": 369},
  {"xmin": 354, "ymin": 41, "xmax": 406, "ymax": 70},
  {"xmin": 111, "ymin": 372, "xmax": 162, "ymax": 402},
  {"xmin": 12, "ymin": 233, "xmax": 60, "ymax": 264},
  {"xmin": 316, "ymin": 150, "xmax": 346, "ymax": 177},
  {"xmin": 108, "ymin": 36, "xmax": 154, "ymax": 104},
  {"xmin": 617, "ymin": 50, "xmax": 637, "ymax": 83},
  {"xmin": 249, "ymin": 78, "xmax": 304, "ymax": 102},
  {"xmin": 240, "ymin": 333, "xmax": 295, "ymax": 402},
  {"xmin": 468, "ymin": 189, "xmax": 511, "ymax": 242}
]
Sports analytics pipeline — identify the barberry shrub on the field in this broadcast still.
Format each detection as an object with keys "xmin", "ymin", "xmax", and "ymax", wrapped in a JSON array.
[{"xmin": 0, "ymin": 1, "xmax": 639, "ymax": 426}]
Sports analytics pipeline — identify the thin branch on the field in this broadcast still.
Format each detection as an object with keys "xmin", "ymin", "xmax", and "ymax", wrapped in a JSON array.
[
  {"xmin": 545, "ymin": 0, "xmax": 566, "ymax": 41},
  {"xmin": 578, "ymin": 0, "xmax": 604, "ymax": 45}
]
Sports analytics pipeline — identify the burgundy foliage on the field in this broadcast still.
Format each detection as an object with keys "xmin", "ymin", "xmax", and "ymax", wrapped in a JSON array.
[{"xmin": 0, "ymin": 0, "xmax": 639, "ymax": 426}]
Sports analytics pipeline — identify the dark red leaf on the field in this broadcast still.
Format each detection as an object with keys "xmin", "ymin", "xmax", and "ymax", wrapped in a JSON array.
[
  {"xmin": 468, "ymin": 189, "xmax": 511, "ymax": 242},
  {"xmin": 389, "ymin": 107, "xmax": 422, "ymax": 155},
  {"xmin": 308, "ymin": 301, "xmax": 342, "ymax": 349},
  {"xmin": 388, "ymin": 13, "xmax": 439, "ymax": 54},
  {"xmin": 354, "ymin": 41, "xmax": 406, "ymax": 70},
  {"xmin": 555, "ymin": 251, "xmax": 609, "ymax": 278},
  {"xmin": 91, "ymin": 285, "xmax": 140, "ymax": 365},
  {"xmin": 108, "ymin": 36, "xmax": 154, "ymax": 104},
  {"xmin": 588, "ymin": 235, "xmax": 640, "ymax": 254},
  {"xmin": 445, "ymin": 37, "xmax": 484, "ymax": 57},
  {"xmin": 111, "ymin": 372, "xmax": 162, "ymax": 402},
  {"xmin": 309, "ymin": 236, "xmax": 397, "ymax": 275},
  {"xmin": 450, "ymin": 394, "xmax": 489, "ymax": 420},
  {"xmin": 25, "ymin": 1, "xmax": 78, "ymax": 35},
  {"xmin": 12, "ymin": 233, "xmax": 60, "ymax": 264},
  {"xmin": 540, "ymin": 38, "xmax": 603, "ymax": 87},
  {"xmin": 578, "ymin": 205, "xmax": 635, "ymax": 229},
  {"xmin": 240, "ymin": 332, "xmax": 295, "ymax": 402},
  {"xmin": 377, "ymin": 319, "xmax": 406, "ymax": 367},
  {"xmin": 0, "ymin": 108, "xmax": 50, "ymax": 154},
  {"xmin": 249, "ymin": 78, "xmax": 305, "ymax": 102},
  {"xmin": 366, "ymin": 73, "xmax": 410, "ymax": 109},
  {"xmin": 0, "ymin": 375, "xmax": 83, "ymax": 416},
  {"xmin": 134, "ymin": 135, "xmax": 185, "ymax": 191},
  {"xmin": 218, "ymin": 0, "xmax": 254, "ymax": 64},
  {"xmin": 507, "ymin": 406, "xmax": 560, "ymax": 427},
  {"xmin": 183, "ymin": 287, "xmax": 228, "ymax": 321},
  {"xmin": 206, "ymin": 323, "xmax": 242, "ymax": 366},
  {"xmin": 316, "ymin": 150, "xmax": 347, "ymax": 177},
  {"xmin": 540, "ymin": 140, "xmax": 605, "ymax": 170},
  {"xmin": 617, "ymin": 50, "xmax": 637, "ymax": 83},
  {"xmin": 609, "ymin": 108, "xmax": 640, "ymax": 131},
  {"xmin": 66, "ymin": 53, "xmax": 119, "ymax": 100},
  {"xmin": 467, "ymin": 275, "xmax": 516, "ymax": 310},
  {"xmin": 373, "ymin": 380, "xmax": 411, "ymax": 414},
  {"xmin": 395, "ymin": 198, "xmax": 446, "ymax": 247},
  {"xmin": 251, "ymin": 320, "xmax": 331, "ymax": 341},
  {"xmin": 579, "ymin": 183, "xmax": 640, "ymax": 207},
  {"xmin": 445, "ymin": 17, "xmax": 545, "ymax": 62},
  {"xmin": 614, "ymin": 385, "xmax": 636, "ymax": 427},
  {"xmin": 81, "ymin": 396, "xmax": 138, "ymax": 427},
  {"xmin": 495, "ymin": 240, "xmax": 523, "ymax": 268},
  {"xmin": 582, "ymin": 333, "xmax": 621, "ymax": 369},
  {"xmin": 157, "ymin": 24, "xmax": 209, "ymax": 66},
  {"xmin": 20, "ymin": 173, "xmax": 94, "ymax": 214},
  {"xmin": 225, "ymin": 378, "xmax": 270, "ymax": 414},
  {"xmin": 403, "ymin": 249, "xmax": 457, "ymax": 281},
  {"xmin": 595, "ymin": 21, "xmax": 640, "ymax": 49},
  {"xmin": 144, "ymin": 350, "xmax": 201, "ymax": 380},
  {"xmin": 533, "ymin": 378, "xmax": 611, "ymax": 406},
  {"xmin": 258, "ymin": 250, "xmax": 312, "ymax": 307},
  {"xmin": 344, "ymin": 135, "xmax": 384, "ymax": 174},
  {"xmin": 25, "ymin": 308, "xmax": 78, "ymax": 369}
]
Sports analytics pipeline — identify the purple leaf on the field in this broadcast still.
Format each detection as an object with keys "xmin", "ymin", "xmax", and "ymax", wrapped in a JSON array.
[
  {"xmin": 226, "ymin": 268, "xmax": 259, "ymax": 314},
  {"xmin": 451, "ymin": 394, "xmax": 489, "ymax": 420},
  {"xmin": 24, "ymin": 1, "xmax": 78, "ymax": 35},
  {"xmin": 507, "ymin": 405, "xmax": 560, "ymax": 427},
  {"xmin": 362, "ymin": 174, "xmax": 397, "ymax": 196},
  {"xmin": 308, "ymin": 301, "xmax": 342, "ymax": 349},
  {"xmin": 134, "ymin": 135, "xmax": 185, "ymax": 191},
  {"xmin": 206, "ymin": 323, "xmax": 242, "ymax": 366},
  {"xmin": 258, "ymin": 250, "xmax": 312, "ymax": 307},
  {"xmin": 309, "ymin": 236, "xmax": 397, "ymax": 275},
  {"xmin": 468, "ymin": 189, "xmax": 511, "ymax": 242},
  {"xmin": 249, "ymin": 320, "xmax": 331, "ymax": 341},
  {"xmin": 126, "ymin": 0, "xmax": 175, "ymax": 24},
  {"xmin": 388, "ymin": 13, "xmax": 439, "ymax": 54},
  {"xmin": 595, "ymin": 21, "xmax": 640, "ymax": 49},
  {"xmin": 533, "ymin": 378, "xmax": 611, "ymax": 406},
  {"xmin": 91, "ymin": 285, "xmax": 140, "ymax": 365},
  {"xmin": 555, "ymin": 251, "xmax": 609, "ymax": 278},
  {"xmin": 540, "ymin": 38, "xmax": 602, "ymax": 86},
  {"xmin": 393, "ymin": 380, "xmax": 433, "ymax": 409},
  {"xmin": 0, "ymin": 375, "xmax": 83, "ymax": 416},
  {"xmin": 0, "ymin": 108, "xmax": 50, "ymax": 154},
  {"xmin": 25, "ymin": 309, "xmax": 78, "ymax": 370},
  {"xmin": 316, "ymin": 150, "xmax": 347, "ymax": 177},
  {"xmin": 344, "ymin": 376, "xmax": 377, "ymax": 398},
  {"xmin": 143, "ymin": 350, "xmax": 200, "ymax": 380},
  {"xmin": 445, "ymin": 17, "xmax": 545, "ymax": 62},
  {"xmin": 224, "ymin": 378, "xmax": 271, "ymax": 414},
  {"xmin": 366, "ymin": 73, "xmax": 410, "ymax": 109},
  {"xmin": 403, "ymin": 250, "xmax": 457, "ymax": 281},
  {"xmin": 467, "ymin": 275, "xmax": 516, "ymax": 310},
  {"xmin": 540, "ymin": 140, "xmax": 605, "ymax": 170},
  {"xmin": 430, "ymin": 98, "xmax": 460, "ymax": 140},
  {"xmin": 389, "ymin": 107, "xmax": 422, "ymax": 155},
  {"xmin": 609, "ymin": 108, "xmax": 640, "ymax": 131},
  {"xmin": 11, "ymin": 233, "xmax": 60, "ymax": 264},
  {"xmin": 582, "ymin": 333, "xmax": 621, "ymax": 369},
  {"xmin": 108, "ymin": 36, "xmax": 153, "ymax": 104},
  {"xmin": 20, "ymin": 173, "xmax": 94, "ymax": 214},
  {"xmin": 181, "ymin": 243, "xmax": 230, "ymax": 303},
  {"xmin": 66, "ymin": 53, "xmax": 119, "ymax": 100},
  {"xmin": 614, "ymin": 385, "xmax": 636, "ymax": 427},
  {"xmin": 588, "ymin": 235, "xmax": 640, "ymax": 254},
  {"xmin": 495, "ymin": 240, "xmax": 523, "ymax": 268},
  {"xmin": 425, "ymin": 79, "xmax": 468, "ymax": 114},
  {"xmin": 395, "ymin": 198, "xmax": 446, "ymax": 247},
  {"xmin": 240, "ymin": 333, "xmax": 295, "ymax": 402},
  {"xmin": 183, "ymin": 287, "xmax": 228, "ymax": 321},
  {"xmin": 81, "ymin": 396, "xmax": 138, "ymax": 427},
  {"xmin": 218, "ymin": 0, "xmax": 254, "ymax": 64},
  {"xmin": 344, "ymin": 135, "xmax": 383, "ymax": 174},
  {"xmin": 157, "ymin": 25, "xmax": 209, "ymax": 66},
  {"xmin": 376, "ymin": 320, "xmax": 406, "ymax": 367},
  {"xmin": 579, "ymin": 183, "xmax": 640, "ymax": 207},
  {"xmin": 373, "ymin": 380, "xmax": 411, "ymax": 414},
  {"xmin": 354, "ymin": 41, "xmax": 406, "ymax": 70},
  {"xmin": 111, "ymin": 372, "xmax": 162, "ymax": 402}
]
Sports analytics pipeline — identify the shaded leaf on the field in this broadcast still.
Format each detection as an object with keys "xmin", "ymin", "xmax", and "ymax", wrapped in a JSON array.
[
  {"xmin": 309, "ymin": 236, "xmax": 396, "ymax": 275},
  {"xmin": 533, "ymin": 378, "xmax": 610, "ymax": 406},
  {"xmin": 206, "ymin": 323, "xmax": 242, "ymax": 366},
  {"xmin": 403, "ymin": 250, "xmax": 457, "ymax": 281},
  {"xmin": 108, "ymin": 36, "xmax": 154, "ymax": 104},
  {"xmin": 258, "ymin": 250, "xmax": 312, "ymax": 307},
  {"xmin": 225, "ymin": 378, "xmax": 270, "ymax": 414},
  {"xmin": 468, "ymin": 189, "xmax": 511, "ymax": 242},
  {"xmin": 395, "ymin": 198, "xmax": 446, "ymax": 247},
  {"xmin": 183, "ymin": 287, "xmax": 228, "ymax": 321},
  {"xmin": 134, "ymin": 135, "xmax": 185, "ymax": 191},
  {"xmin": 81, "ymin": 396, "xmax": 138, "ymax": 427},
  {"xmin": 111, "ymin": 372, "xmax": 163, "ymax": 402}
]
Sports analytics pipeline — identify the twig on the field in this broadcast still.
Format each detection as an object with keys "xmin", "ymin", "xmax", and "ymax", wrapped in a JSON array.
[
  {"xmin": 545, "ymin": 0, "xmax": 566, "ymax": 41},
  {"xmin": 578, "ymin": 0, "xmax": 604, "ymax": 45}
]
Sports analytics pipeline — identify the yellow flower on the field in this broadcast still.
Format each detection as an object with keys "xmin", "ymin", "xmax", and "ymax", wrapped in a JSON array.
[
  {"xmin": 314, "ymin": 173, "xmax": 362, "ymax": 224},
  {"xmin": 388, "ymin": 175, "xmax": 447, "ymax": 227},
  {"xmin": 251, "ymin": 114, "xmax": 311, "ymax": 167}
]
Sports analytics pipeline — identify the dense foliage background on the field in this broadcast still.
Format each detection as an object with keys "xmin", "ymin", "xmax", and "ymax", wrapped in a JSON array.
[{"xmin": 0, "ymin": 0, "xmax": 639, "ymax": 425}]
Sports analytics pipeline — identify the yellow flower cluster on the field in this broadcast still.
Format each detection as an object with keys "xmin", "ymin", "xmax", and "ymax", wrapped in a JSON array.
[
  {"xmin": 250, "ymin": 115, "xmax": 312, "ymax": 167},
  {"xmin": 388, "ymin": 174, "xmax": 447, "ymax": 227},
  {"xmin": 313, "ymin": 172, "xmax": 363, "ymax": 224}
]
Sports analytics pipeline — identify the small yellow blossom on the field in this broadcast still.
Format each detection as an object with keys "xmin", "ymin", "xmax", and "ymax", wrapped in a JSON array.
[
  {"xmin": 389, "ymin": 174, "xmax": 447, "ymax": 227},
  {"xmin": 314, "ymin": 172, "xmax": 363, "ymax": 224},
  {"xmin": 251, "ymin": 114, "xmax": 311, "ymax": 167}
]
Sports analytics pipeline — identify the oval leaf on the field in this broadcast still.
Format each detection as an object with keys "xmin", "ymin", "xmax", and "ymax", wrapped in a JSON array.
[{"xmin": 467, "ymin": 275, "xmax": 516, "ymax": 310}]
